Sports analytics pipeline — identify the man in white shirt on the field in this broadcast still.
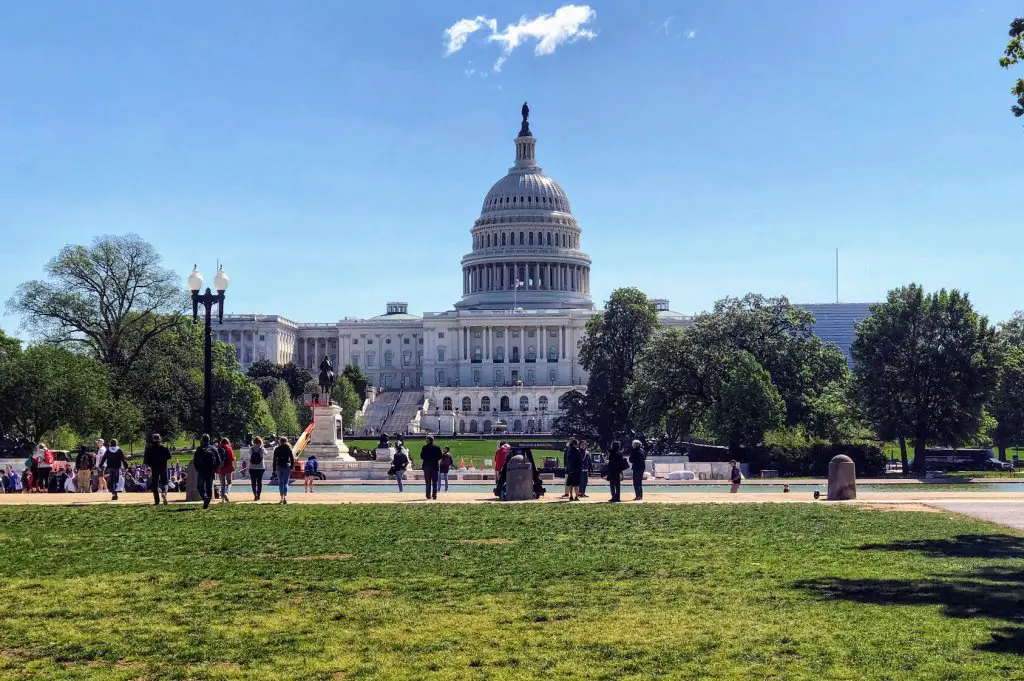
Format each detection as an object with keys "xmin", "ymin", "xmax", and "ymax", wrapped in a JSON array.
[{"xmin": 95, "ymin": 439, "xmax": 107, "ymax": 492}]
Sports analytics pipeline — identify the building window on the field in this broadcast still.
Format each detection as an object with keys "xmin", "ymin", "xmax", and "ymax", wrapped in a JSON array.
[
  {"xmin": 494, "ymin": 346, "xmax": 504, "ymax": 361},
  {"xmin": 384, "ymin": 351, "xmax": 393, "ymax": 367},
  {"xmin": 549, "ymin": 369, "xmax": 557, "ymax": 383},
  {"xmin": 549, "ymin": 330, "xmax": 557, "ymax": 337},
  {"xmin": 351, "ymin": 354, "xmax": 360, "ymax": 366},
  {"xmin": 526, "ymin": 346, "xmax": 536, "ymax": 362},
  {"xmin": 404, "ymin": 338, "xmax": 410, "ymax": 344},
  {"xmin": 368, "ymin": 339, "xmax": 373, "ymax": 344},
  {"xmin": 519, "ymin": 232, "xmax": 524, "ymax": 245},
  {"xmin": 483, "ymin": 420, "xmax": 492, "ymax": 433},
  {"xmin": 437, "ymin": 369, "xmax": 446, "ymax": 385},
  {"xmin": 495, "ymin": 369, "xmax": 503, "ymax": 384},
  {"xmin": 548, "ymin": 346, "xmax": 558, "ymax": 361},
  {"xmin": 473, "ymin": 347, "xmax": 482, "ymax": 362},
  {"xmin": 501, "ymin": 233, "xmax": 506, "ymax": 245},
  {"xmin": 403, "ymin": 351, "xmax": 411, "ymax": 366},
  {"xmin": 511, "ymin": 347, "xmax": 520, "ymax": 362},
  {"xmin": 528, "ymin": 330, "xmax": 535, "ymax": 338},
  {"xmin": 529, "ymin": 233, "xmax": 534, "ymax": 245},
  {"xmin": 473, "ymin": 369, "xmax": 481, "ymax": 384},
  {"xmin": 500, "ymin": 396, "xmax": 511, "ymax": 412},
  {"xmin": 469, "ymin": 420, "xmax": 478, "ymax": 433},
  {"xmin": 520, "ymin": 396, "xmax": 529, "ymax": 411},
  {"xmin": 473, "ymin": 331, "xmax": 481, "ymax": 338},
  {"xmin": 547, "ymin": 233, "xmax": 551, "ymax": 245},
  {"xmin": 539, "ymin": 396, "xmax": 549, "ymax": 410},
  {"xmin": 352, "ymin": 338, "xmax": 358, "ymax": 345},
  {"xmin": 481, "ymin": 396, "xmax": 491, "ymax": 411},
  {"xmin": 438, "ymin": 332, "xmax": 445, "ymax": 339},
  {"xmin": 443, "ymin": 397, "xmax": 453, "ymax": 411},
  {"xmin": 462, "ymin": 397, "xmax": 472, "ymax": 411},
  {"xmin": 437, "ymin": 347, "xmax": 446, "ymax": 362},
  {"xmin": 527, "ymin": 369, "xmax": 534, "ymax": 383},
  {"xmin": 259, "ymin": 335, "xmax": 265, "ymax": 341},
  {"xmin": 367, "ymin": 352, "xmax": 375, "ymax": 366},
  {"xmin": 496, "ymin": 330, "xmax": 504, "ymax": 338}
]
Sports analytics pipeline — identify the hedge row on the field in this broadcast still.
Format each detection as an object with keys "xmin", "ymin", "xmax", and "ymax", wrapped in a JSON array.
[{"xmin": 682, "ymin": 442, "xmax": 888, "ymax": 477}]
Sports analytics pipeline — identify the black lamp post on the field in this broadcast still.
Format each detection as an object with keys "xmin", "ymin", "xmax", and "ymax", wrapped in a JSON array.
[{"xmin": 188, "ymin": 265, "xmax": 230, "ymax": 436}]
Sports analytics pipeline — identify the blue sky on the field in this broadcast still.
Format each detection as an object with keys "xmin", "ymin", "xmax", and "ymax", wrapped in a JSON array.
[{"xmin": 1, "ymin": 1, "xmax": 1022, "ymax": 337}]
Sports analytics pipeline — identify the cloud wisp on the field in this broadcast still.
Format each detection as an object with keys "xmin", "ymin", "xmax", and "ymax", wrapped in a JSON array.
[{"xmin": 444, "ymin": 4, "xmax": 597, "ymax": 72}]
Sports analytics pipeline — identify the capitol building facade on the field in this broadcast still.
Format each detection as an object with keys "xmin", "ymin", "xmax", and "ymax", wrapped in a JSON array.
[{"xmin": 217, "ymin": 106, "xmax": 870, "ymax": 435}]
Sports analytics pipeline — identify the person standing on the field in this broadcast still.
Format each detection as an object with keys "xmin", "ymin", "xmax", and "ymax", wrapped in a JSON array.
[
  {"xmin": 95, "ymin": 439, "xmax": 108, "ymax": 492},
  {"xmin": 75, "ymin": 446, "xmax": 95, "ymax": 494},
  {"xmin": 102, "ymin": 439, "xmax": 128, "ymax": 502},
  {"xmin": 494, "ymin": 442, "xmax": 510, "ymax": 476},
  {"xmin": 579, "ymin": 441, "xmax": 593, "ymax": 498},
  {"xmin": 420, "ymin": 436, "xmax": 443, "ymax": 500},
  {"xmin": 303, "ymin": 455, "xmax": 319, "ymax": 493},
  {"xmin": 143, "ymin": 434, "xmax": 172, "ymax": 505},
  {"xmin": 216, "ymin": 438, "xmax": 235, "ymax": 503},
  {"xmin": 272, "ymin": 436, "xmax": 294, "ymax": 504},
  {"xmin": 629, "ymin": 439, "xmax": 646, "ymax": 501},
  {"xmin": 33, "ymin": 443, "xmax": 52, "ymax": 492},
  {"xmin": 392, "ymin": 444, "xmax": 410, "ymax": 492},
  {"xmin": 564, "ymin": 438, "xmax": 583, "ymax": 502},
  {"xmin": 439, "ymin": 446, "xmax": 454, "ymax": 493},
  {"xmin": 192, "ymin": 434, "xmax": 219, "ymax": 509},
  {"xmin": 248, "ymin": 437, "xmax": 267, "ymax": 501},
  {"xmin": 729, "ymin": 459, "xmax": 743, "ymax": 494},
  {"xmin": 606, "ymin": 441, "xmax": 626, "ymax": 502}
]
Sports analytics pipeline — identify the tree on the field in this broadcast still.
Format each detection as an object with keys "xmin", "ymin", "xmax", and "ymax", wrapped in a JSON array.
[
  {"xmin": 627, "ymin": 327, "xmax": 708, "ymax": 438},
  {"xmin": 330, "ymin": 376, "xmax": 363, "ymax": 429},
  {"xmin": 578, "ymin": 288, "xmax": 658, "ymax": 446},
  {"xmin": 251, "ymin": 398, "xmax": 277, "ymax": 438},
  {"xmin": 6, "ymin": 234, "xmax": 186, "ymax": 384},
  {"xmin": 998, "ymin": 311, "xmax": 1024, "ymax": 348},
  {"xmin": 708, "ymin": 352, "xmax": 784, "ymax": 454},
  {"xmin": 551, "ymin": 390, "xmax": 599, "ymax": 442},
  {"xmin": 804, "ymin": 375, "xmax": 863, "ymax": 444},
  {"xmin": 999, "ymin": 17, "xmax": 1024, "ymax": 120},
  {"xmin": 246, "ymin": 360, "xmax": 312, "ymax": 398},
  {"xmin": 267, "ymin": 380, "xmax": 300, "ymax": 436},
  {"xmin": 342, "ymin": 364, "xmax": 371, "ymax": 401},
  {"xmin": 852, "ymin": 285, "xmax": 999, "ymax": 473},
  {"xmin": 990, "ymin": 347, "xmax": 1024, "ymax": 460}
]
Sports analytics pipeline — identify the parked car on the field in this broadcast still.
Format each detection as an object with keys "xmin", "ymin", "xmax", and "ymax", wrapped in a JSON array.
[{"xmin": 910, "ymin": 448, "xmax": 1014, "ymax": 472}]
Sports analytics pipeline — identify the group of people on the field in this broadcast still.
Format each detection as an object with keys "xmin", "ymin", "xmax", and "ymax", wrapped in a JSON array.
[
  {"xmin": 187, "ymin": 434, "xmax": 301, "ymax": 508},
  {"xmin": 388, "ymin": 436, "xmax": 455, "ymax": 497}
]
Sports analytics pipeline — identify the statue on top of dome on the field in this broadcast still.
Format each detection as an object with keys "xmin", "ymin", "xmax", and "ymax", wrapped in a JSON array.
[{"xmin": 519, "ymin": 101, "xmax": 531, "ymax": 137}]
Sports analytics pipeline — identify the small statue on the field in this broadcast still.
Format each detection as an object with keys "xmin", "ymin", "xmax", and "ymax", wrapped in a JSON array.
[
  {"xmin": 377, "ymin": 432, "xmax": 390, "ymax": 449},
  {"xmin": 318, "ymin": 356, "xmax": 336, "ymax": 403},
  {"xmin": 519, "ymin": 101, "xmax": 531, "ymax": 137}
]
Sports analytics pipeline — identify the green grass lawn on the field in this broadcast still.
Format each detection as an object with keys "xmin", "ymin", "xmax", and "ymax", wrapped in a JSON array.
[
  {"xmin": 344, "ymin": 438, "xmax": 565, "ymax": 468},
  {"xmin": 1, "ymin": 504, "xmax": 1023, "ymax": 680}
]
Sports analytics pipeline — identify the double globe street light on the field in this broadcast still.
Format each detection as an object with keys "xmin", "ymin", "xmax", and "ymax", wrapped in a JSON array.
[{"xmin": 187, "ymin": 265, "xmax": 230, "ymax": 436}]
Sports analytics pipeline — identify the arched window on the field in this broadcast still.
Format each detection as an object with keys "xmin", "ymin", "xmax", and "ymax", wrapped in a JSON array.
[
  {"xmin": 520, "ymin": 196, "xmax": 524, "ymax": 203},
  {"xmin": 469, "ymin": 420, "xmax": 478, "ymax": 433},
  {"xmin": 538, "ymin": 396, "xmax": 549, "ymax": 410},
  {"xmin": 537, "ymin": 231, "xmax": 542, "ymax": 243},
  {"xmin": 547, "ymin": 233, "xmax": 551, "ymax": 245},
  {"xmin": 486, "ymin": 234, "xmax": 491, "ymax": 247},
  {"xmin": 351, "ymin": 354, "xmax": 360, "ymax": 367},
  {"xmin": 527, "ymin": 195, "xmax": 532, "ymax": 202},
  {"xmin": 519, "ymin": 232, "xmax": 524, "ymax": 245},
  {"xmin": 511, "ymin": 346, "xmax": 520, "ymax": 362},
  {"xmin": 459, "ymin": 420, "xmax": 466, "ymax": 433},
  {"xmin": 529, "ymin": 233, "xmax": 533, "ymax": 245},
  {"xmin": 512, "ymin": 196, "xmax": 516, "ymax": 203},
  {"xmin": 443, "ymin": 397, "xmax": 453, "ymax": 411},
  {"xmin": 520, "ymin": 396, "xmax": 529, "ymax": 411},
  {"xmin": 481, "ymin": 396, "xmax": 491, "ymax": 411},
  {"xmin": 500, "ymin": 396, "xmax": 511, "ymax": 412},
  {"xmin": 501, "ymin": 233, "xmax": 506, "ymax": 245},
  {"xmin": 494, "ymin": 346, "xmax": 504, "ymax": 361},
  {"xmin": 526, "ymin": 346, "xmax": 536, "ymax": 361},
  {"xmin": 548, "ymin": 345, "xmax": 558, "ymax": 361},
  {"xmin": 513, "ymin": 419, "xmax": 522, "ymax": 432},
  {"xmin": 367, "ymin": 352, "xmax": 375, "ymax": 366},
  {"xmin": 483, "ymin": 420, "xmax": 492, "ymax": 432},
  {"xmin": 473, "ymin": 347, "xmax": 482, "ymax": 362},
  {"xmin": 527, "ymin": 419, "xmax": 535, "ymax": 433},
  {"xmin": 510, "ymin": 231, "xmax": 514, "ymax": 244},
  {"xmin": 462, "ymin": 397, "xmax": 472, "ymax": 411}
]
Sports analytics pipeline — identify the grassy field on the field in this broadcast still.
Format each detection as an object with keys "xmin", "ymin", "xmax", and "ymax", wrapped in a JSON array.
[{"xmin": 1, "ymin": 504, "xmax": 1023, "ymax": 680}]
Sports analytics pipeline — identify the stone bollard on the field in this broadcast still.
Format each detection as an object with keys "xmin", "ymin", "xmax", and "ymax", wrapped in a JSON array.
[
  {"xmin": 504, "ymin": 455, "xmax": 534, "ymax": 501},
  {"xmin": 827, "ymin": 454, "xmax": 857, "ymax": 500},
  {"xmin": 185, "ymin": 463, "xmax": 200, "ymax": 502}
]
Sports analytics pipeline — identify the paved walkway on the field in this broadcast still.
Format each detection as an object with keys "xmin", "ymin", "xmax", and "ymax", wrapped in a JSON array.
[{"xmin": 928, "ymin": 501, "xmax": 1024, "ymax": 531}]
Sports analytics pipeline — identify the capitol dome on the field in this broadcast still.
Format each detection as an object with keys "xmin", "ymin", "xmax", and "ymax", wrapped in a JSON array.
[{"xmin": 456, "ymin": 103, "xmax": 593, "ymax": 312}]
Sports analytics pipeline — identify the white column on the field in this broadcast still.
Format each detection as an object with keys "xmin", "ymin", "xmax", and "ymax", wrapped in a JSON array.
[
  {"xmin": 485, "ymin": 326, "xmax": 490, "ymax": 360},
  {"xmin": 504, "ymin": 326, "xmax": 509, "ymax": 363},
  {"xmin": 539, "ymin": 325, "xmax": 545, "ymax": 361}
]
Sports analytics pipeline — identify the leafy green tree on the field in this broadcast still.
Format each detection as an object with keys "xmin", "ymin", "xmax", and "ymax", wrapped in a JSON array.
[
  {"xmin": 627, "ymin": 327, "xmax": 708, "ymax": 438},
  {"xmin": 98, "ymin": 396, "xmax": 144, "ymax": 449},
  {"xmin": 6, "ymin": 234, "xmax": 185, "ymax": 384},
  {"xmin": 342, "ymin": 364, "xmax": 372, "ymax": 401},
  {"xmin": 804, "ymin": 375, "xmax": 863, "ymax": 444},
  {"xmin": 267, "ymin": 380, "xmax": 300, "ymax": 436},
  {"xmin": 708, "ymin": 352, "xmax": 785, "ymax": 455},
  {"xmin": 998, "ymin": 311, "xmax": 1024, "ymax": 348},
  {"xmin": 579, "ymin": 288, "xmax": 658, "ymax": 446},
  {"xmin": 330, "ymin": 376, "xmax": 363, "ymax": 430},
  {"xmin": 999, "ymin": 17, "xmax": 1024, "ymax": 120},
  {"xmin": 280, "ymin": 363, "xmax": 314, "ymax": 398},
  {"xmin": 990, "ymin": 347, "xmax": 1024, "ymax": 460},
  {"xmin": 551, "ymin": 390, "xmax": 599, "ymax": 442},
  {"xmin": 852, "ymin": 285, "xmax": 998, "ymax": 473},
  {"xmin": 251, "ymin": 397, "xmax": 277, "ymax": 438},
  {"xmin": 246, "ymin": 359, "xmax": 312, "ymax": 398}
]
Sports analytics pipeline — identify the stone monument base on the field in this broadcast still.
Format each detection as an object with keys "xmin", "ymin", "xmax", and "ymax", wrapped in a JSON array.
[
  {"xmin": 375, "ymin": 446, "xmax": 396, "ymax": 462},
  {"xmin": 305, "ymin": 404, "xmax": 354, "ymax": 461}
]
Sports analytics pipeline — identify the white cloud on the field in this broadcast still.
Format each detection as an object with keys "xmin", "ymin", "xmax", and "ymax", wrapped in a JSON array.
[
  {"xmin": 657, "ymin": 16, "xmax": 673, "ymax": 36},
  {"xmin": 443, "ymin": 4, "xmax": 597, "ymax": 66},
  {"xmin": 444, "ymin": 16, "xmax": 497, "ymax": 56},
  {"xmin": 685, "ymin": 29, "xmax": 696, "ymax": 39}
]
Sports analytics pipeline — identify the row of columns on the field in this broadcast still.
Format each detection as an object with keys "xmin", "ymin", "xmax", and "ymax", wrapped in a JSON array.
[
  {"xmin": 461, "ymin": 325, "xmax": 569, "ymax": 361},
  {"xmin": 463, "ymin": 262, "xmax": 590, "ymax": 295}
]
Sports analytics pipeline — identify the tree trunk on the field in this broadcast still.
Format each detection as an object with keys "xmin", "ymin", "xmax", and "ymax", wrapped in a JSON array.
[
  {"xmin": 898, "ymin": 436, "xmax": 909, "ymax": 475},
  {"xmin": 912, "ymin": 439, "xmax": 926, "ymax": 475},
  {"xmin": 998, "ymin": 444, "xmax": 1007, "ymax": 461}
]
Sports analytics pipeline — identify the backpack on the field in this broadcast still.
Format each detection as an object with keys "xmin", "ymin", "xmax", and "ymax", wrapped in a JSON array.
[
  {"xmin": 44, "ymin": 450, "xmax": 54, "ymax": 465},
  {"xmin": 210, "ymin": 446, "xmax": 224, "ymax": 470},
  {"xmin": 304, "ymin": 458, "xmax": 317, "ymax": 475},
  {"xmin": 249, "ymin": 446, "xmax": 264, "ymax": 467}
]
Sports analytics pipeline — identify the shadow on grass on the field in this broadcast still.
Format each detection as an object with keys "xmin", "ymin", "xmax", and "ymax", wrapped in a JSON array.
[{"xmin": 796, "ymin": 534, "xmax": 1024, "ymax": 656}]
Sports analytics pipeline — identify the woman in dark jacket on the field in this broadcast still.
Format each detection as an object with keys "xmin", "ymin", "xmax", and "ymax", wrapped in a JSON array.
[
  {"xmin": 606, "ymin": 440, "xmax": 627, "ymax": 503},
  {"xmin": 564, "ymin": 439, "xmax": 583, "ymax": 502},
  {"xmin": 628, "ymin": 439, "xmax": 646, "ymax": 501}
]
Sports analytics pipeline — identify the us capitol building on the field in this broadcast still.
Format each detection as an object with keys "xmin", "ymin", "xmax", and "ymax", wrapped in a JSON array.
[{"xmin": 217, "ymin": 105, "xmax": 871, "ymax": 435}]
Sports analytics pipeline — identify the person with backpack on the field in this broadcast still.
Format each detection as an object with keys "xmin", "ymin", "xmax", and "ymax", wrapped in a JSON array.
[
  {"xmin": 248, "ymin": 437, "xmax": 267, "ymax": 501},
  {"xmin": 75, "ymin": 446, "xmax": 95, "ymax": 495},
  {"xmin": 303, "ymin": 455, "xmax": 319, "ymax": 493},
  {"xmin": 143, "ymin": 433, "xmax": 172, "ymax": 505},
  {"xmin": 272, "ymin": 437, "xmax": 294, "ymax": 504},
  {"xmin": 102, "ymin": 439, "xmax": 129, "ymax": 502},
  {"xmin": 216, "ymin": 438, "xmax": 236, "ymax": 503},
  {"xmin": 420, "ymin": 436, "xmax": 443, "ymax": 500},
  {"xmin": 629, "ymin": 439, "xmax": 646, "ymax": 501},
  {"xmin": 439, "ymin": 446, "xmax": 454, "ymax": 493},
  {"xmin": 192, "ymin": 434, "xmax": 220, "ymax": 509}
]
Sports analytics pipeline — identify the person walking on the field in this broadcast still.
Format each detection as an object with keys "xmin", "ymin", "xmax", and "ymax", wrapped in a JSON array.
[
  {"xmin": 729, "ymin": 459, "xmax": 743, "ymax": 493},
  {"xmin": 564, "ymin": 438, "xmax": 583, "ymax": 502},
  {"xmin": 303, "ymin": 455, "xmax": 319, "ymax": 493},
  {"xmin": 216, "ymin": 438, "xmax": 235, "ymax": 503},
  {"xmin": 192, "ymin": 434, "xmax": 219, "ymax": 509},
  {"xmin": 579, "ymin": 441, "xmax": 593, "ymax": 498},
  {"xmin": 143, "ymin": 434, "xmax": 172, "ymax": 505},
  {"xmin": 629, "ymin": 439, "xmax": 646, "ymax": 501},
  {"xmin": 75, "ymin": 446, "xmax": 95, "ymax": 494},
  {"xmin": 439, "ymin": 446, "xmax": 454, "ymax": 493},
  {"xmin": 102, "ymin": 439, "xmax": 129, "ymax": 502},
  {"xmin": 95, "ymin": 439, "xmax": 108, "ymax": 492},
  {"xmin": 392, "ymin": 443, "xmax": 410, "ymax": 492},
  {"xmin": 272, "ymin": 436, "xmax": 294, "ymax": 504},
  {"xmin": 605, "ymin": 441, "xmax": 626, "ymax": 502},
  {"xmin": 420, "ymin": 436, "xmax": 443, "ymax": 500},
  {"xmin": 248, "ymin": 437, "xmax": 267, "ymax": 501}
]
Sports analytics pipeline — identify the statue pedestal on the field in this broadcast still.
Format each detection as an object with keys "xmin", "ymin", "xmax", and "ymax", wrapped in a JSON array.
[
  {"xmin": 375, "ymin": 447, "xmax": 396, "ymax": 463},
  {"xmin": 304, "ymin": 404, "xmax": 354, "ymax": 461},
  {"xmin": 185, "ymin": 463, "xmax": 200, "ymax": 502}
]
